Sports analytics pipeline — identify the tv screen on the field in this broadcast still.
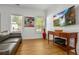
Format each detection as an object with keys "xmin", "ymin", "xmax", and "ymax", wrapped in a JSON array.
[{"xmin": 53, "ymin": 6, "xmax": 76, "ymax": 27}]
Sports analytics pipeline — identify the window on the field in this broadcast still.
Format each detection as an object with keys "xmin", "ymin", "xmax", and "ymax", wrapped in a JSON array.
[
  {"xmin": 11, "ymin": 15, "xmax": 22, "ymax": 32},
  {"xmin": 35, "ymin": 16, "xmax": 44, "ymax": 32}
]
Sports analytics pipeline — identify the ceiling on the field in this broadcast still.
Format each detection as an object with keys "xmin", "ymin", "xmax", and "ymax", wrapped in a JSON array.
[
  {"xmin": 20, "ymin": 4, "xmax": 52, "ymax": 11},
  {"xmin": 1, "ymin": 4, "xmax": 76, "ymax": 11}
]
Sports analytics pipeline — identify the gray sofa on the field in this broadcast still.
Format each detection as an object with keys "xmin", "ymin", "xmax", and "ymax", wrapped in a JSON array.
[{"xmin": 0, "ymin": 32, "xmax": 22, "ymax": 55}]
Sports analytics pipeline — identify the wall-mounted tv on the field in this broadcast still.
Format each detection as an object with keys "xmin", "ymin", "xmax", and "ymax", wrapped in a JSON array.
[{"xmin": 53, "ymin": 6, "xmax": 76, "ymax": 27}]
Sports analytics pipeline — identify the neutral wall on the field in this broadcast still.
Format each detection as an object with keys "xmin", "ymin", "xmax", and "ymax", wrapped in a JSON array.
[{"xmin": 0, "ymin": 5, "xmax": 45, "ymax": 39}]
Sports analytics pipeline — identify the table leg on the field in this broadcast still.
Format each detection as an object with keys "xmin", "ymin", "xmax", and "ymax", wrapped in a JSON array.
[
  {"xmin": 75, "ymin": 37, "xmax": 77, "ymax": 55},
  {"xmin": 66, "ymin": 37, "xmax": 70, "ymax": 55}
]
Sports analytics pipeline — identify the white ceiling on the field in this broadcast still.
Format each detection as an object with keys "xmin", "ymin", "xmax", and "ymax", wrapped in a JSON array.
[
  {"xmin": 1, "ymin": 4, "xmax": 76, "ymax": 11},
  {"xmin": 20, "ymin": 4, "xmax": 52, "ymax": 11},
  {"xmin": 21, "ymin": 4, "xmax": 75, "ymax": 11}
]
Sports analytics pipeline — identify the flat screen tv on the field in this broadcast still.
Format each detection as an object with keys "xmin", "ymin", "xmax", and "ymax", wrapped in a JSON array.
[{"xmin": 53, "ymin": 6, "xmax": 76, "ymax": 27}]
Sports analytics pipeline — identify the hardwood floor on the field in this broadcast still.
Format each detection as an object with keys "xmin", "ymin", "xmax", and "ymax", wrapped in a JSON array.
[{"xmin": 16, "ymin": 39, "xmax": 74, "ymax": 55}]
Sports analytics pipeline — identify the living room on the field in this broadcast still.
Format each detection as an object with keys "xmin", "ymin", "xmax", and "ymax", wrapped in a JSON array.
[{"xmin": 0, "ymin": 4, "xmax": 79, "ymax": 55}]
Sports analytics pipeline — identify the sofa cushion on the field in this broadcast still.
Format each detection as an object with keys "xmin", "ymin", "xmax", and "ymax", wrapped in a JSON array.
[
  {"xmin": 0, "ymin": 43, "xmax": 17, "ymax": 55},
  {"xmin": 0, "ymin": 38, "xmax": 21, "ymax": 43},
  {"xmin": 0, "ymin": 35, "xmax": 10, "ymax": 42},
  {"xmin": 0, "ymin": 35, "xmax": 4, "ymax": 42},
  {"xmin": 10, "ymin": 33, "xmax": 21, "ymax": 38},
  {"xmin": 0, "ymin": 34, "xmax": 10, "ymax": 42}
]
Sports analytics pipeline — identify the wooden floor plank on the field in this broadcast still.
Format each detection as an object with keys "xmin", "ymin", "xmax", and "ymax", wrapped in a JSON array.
[{"xmin": 16, "ymin": 39, "xmax": 74, "ymax": 55}]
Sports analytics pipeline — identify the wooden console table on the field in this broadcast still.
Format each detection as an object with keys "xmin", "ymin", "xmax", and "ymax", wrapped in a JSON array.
[{"xmin": 48, "ymin": 31, "xmax": 78, "ymax": 55}]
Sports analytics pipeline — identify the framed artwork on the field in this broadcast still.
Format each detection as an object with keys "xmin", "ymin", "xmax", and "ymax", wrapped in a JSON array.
[
  {"xmin": 65, "ymin": 6, "xmax": 76, "ymax": 25},
  {"xmin": 53, "ymin": 16, "xmax": 65, "ymax": 27},
  {"xmin": 24, "ymin": 17, "xmax": 34, "ymax": 27},
  {"xmin": 53, "ymin": 5, "xmax": 75, "ymax": 27}
]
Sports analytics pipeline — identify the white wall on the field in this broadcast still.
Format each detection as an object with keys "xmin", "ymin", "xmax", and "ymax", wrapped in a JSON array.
[
  {"xmin": 46, "ymin": 5, "xmax": 79, "ymax": 54},
  {"xmin": 0, "ymin": 5, "xmax": 45, "ymax": 39}
]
